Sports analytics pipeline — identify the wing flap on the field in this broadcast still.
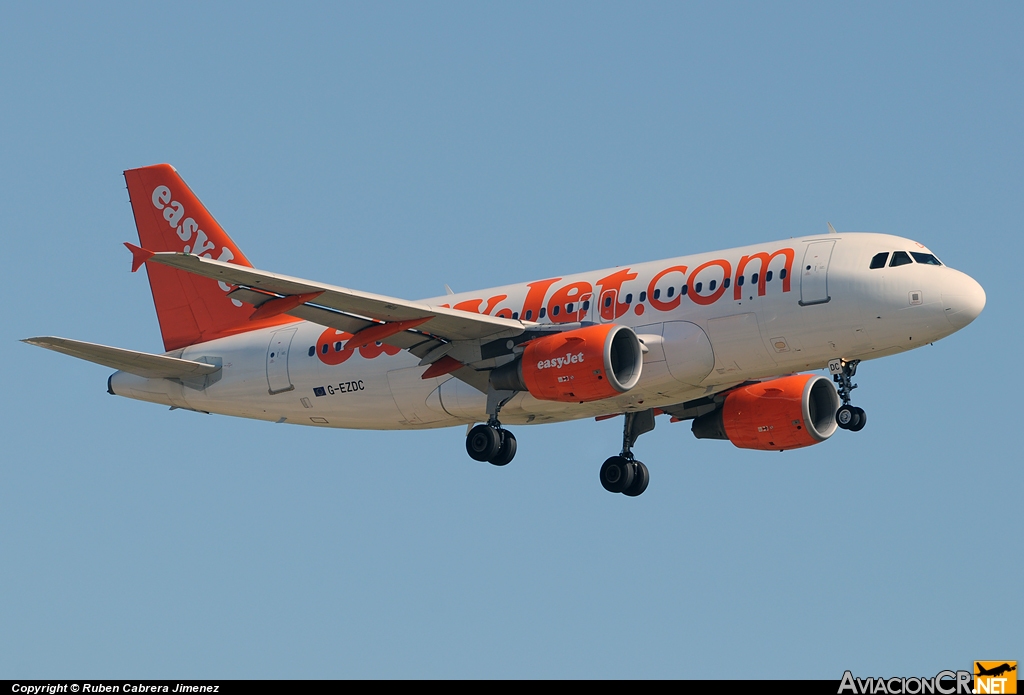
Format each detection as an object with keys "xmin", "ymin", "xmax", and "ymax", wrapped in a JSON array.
[
  {"xmin": 229, "ymin": 287, "xmax": 372, "ymax": 333},
  {"xmin": 23, "ymin": 337, "xmax": 220, "ymax": 379}
]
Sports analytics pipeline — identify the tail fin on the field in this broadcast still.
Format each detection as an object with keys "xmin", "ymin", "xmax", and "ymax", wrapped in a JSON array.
[{"xmin": 124, "ymin": 164, "xmax": 297, "ymax": 351}]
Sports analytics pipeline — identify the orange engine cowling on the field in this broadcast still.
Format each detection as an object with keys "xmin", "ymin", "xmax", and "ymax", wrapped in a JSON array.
[
  {"xmin": 490, "ymin": 324, "xmax": 643, "ymax": 402},
  {"xmin": 691, "ymin": 374, "xmax": 840, "ymax": 451}
]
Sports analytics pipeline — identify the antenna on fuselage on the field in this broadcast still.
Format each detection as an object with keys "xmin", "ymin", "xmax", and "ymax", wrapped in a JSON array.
[{"xmin": 827, "ymin": 222, "xmax": 838, "ymax": 234}]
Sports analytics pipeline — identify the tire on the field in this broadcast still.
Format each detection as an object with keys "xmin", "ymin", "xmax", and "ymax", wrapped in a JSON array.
[
  {"xmin": 836, "ymin": 405, "xmax": 855, "ymax": 430},
  {"xmin": 622, "ymin": 461, "xmax": 650, "ymax": 497},
  {"xmin": 489, "ymin": 430, "xmax": 517, "ymax": 466},
  {"xmin": 466, "ymin": 424, "xmax": 501, "ymax": 462},
  {"xmin": 848, "ymin": 407, "xmax": 867, "ymax": 432},
  {"xmin": 600, "ymin": 456, "xmax": 635, "ymax": 494}
]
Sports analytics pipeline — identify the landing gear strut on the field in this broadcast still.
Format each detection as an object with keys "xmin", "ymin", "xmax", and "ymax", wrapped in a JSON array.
[
  {"xmin": 830, "ymin": 358, "xmax": 867, "ymax": 432},
  {"xmin": 600, "ymin": 409, "xmax": 654, "ymax": 496},
  {"xmin": 466, "ymin": 388, "xmax": 518, "ymax": 466}
]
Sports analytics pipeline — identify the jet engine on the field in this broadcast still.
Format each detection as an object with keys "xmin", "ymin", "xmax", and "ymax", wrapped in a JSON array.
[
  {"xmin": 691, "ymin": 374, "xmax": 840, "ymax": 451},
  {"xmin": 490, "ymin": 324, "xmax": 643, "ymax": 402}
]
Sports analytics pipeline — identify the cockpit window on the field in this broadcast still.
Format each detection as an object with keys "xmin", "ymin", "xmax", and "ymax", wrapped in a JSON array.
[
  {"xmin": 870, "ymin": 252, "xmax": 889, "ymax": 269},
  {"xmin": 911, "ymin": 252, "xmax": 942, "ymax": 266},
  {"xmin": 889, "ymin": 251, "xmax": 913, "ymax": 267}
]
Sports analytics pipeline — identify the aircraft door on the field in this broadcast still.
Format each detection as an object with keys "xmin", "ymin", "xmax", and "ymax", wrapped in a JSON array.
[
  {"xmin": 598, "ymin": 288, "xmax": 618, "ymax": 322},
  {"xmin": 266, "ymin": 328, "xmax": 297, "ymax": 394},
  {"xmin": 578, "ymin": 291, "xmax": 594, "ymax": 323},
  {"xmin": 799, "ymin": 240, "xmax": 835, "ymax": 306}
]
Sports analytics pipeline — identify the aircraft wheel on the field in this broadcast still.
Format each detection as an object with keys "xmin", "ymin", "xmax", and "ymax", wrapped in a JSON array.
[
  {"xmin": 489, "ymin": 430, "xmax": 517, "ymax": 466},
  {"xmin": 466, "ymin": 424, "xmax": 501, "ymax": 462},
  {"xmin": 848, "ymin": 407, "xmax": 867, "ymax": 432},
  {"xmin": 622, "ymin": 461, "xmax": 650, "ymax": 497},
  {"xmin": 600, "ymin": 456, "xmax": 635, "ymax": 494},
  {"xmin": 836, "ymin": 405, "xmax": 856, "ymax": 430}
]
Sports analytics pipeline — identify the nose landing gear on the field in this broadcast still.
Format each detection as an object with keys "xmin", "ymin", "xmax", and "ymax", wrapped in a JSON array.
[
  {"xmin": 836, "ymin": 405, "xmax": 866, "ymax": 431},
  {"xmin": 830, "ymin": 358, "xmax": 867, "ymax": 432},
  {"xmin": 600, "ymin": 409, "xmax": 654, "ymax": 496}
]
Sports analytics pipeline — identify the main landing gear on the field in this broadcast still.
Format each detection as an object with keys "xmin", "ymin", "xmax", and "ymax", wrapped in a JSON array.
[
  {"xmin": 463, "ymin": 389, "xmax": 656, "ymax": 497},
  {"xmin": 466, "ymin": 388, "xmax": 518, "ymax": 466},
  {"xmin": 600, "ymin": 409, "xmax": 654, "ymax": 497},
  {"xmin": 830, "ymin": 358, "xmax": 867, "ymax": 432},
  {"xmin": 466, "ymin": 423, "xmax": 517, "ymax": 466}
]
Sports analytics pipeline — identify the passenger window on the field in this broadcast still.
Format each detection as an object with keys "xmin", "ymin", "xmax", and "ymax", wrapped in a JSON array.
[
  {"xmin": 625, "ymin": 293, "xmax": 633, "ymax": 304},
  {"xmin": 751, "ymin": 273, "xmax": 758, "ymax": 285},
  {"xmin": 780, "ymin": 268, "xmax": 787, "ymax": 279},
  {"xmin": 709, "ymin": 280, "xmax": 717, "ymax": 291},
  {"xmin": 695, "ymin": 282, "xmax": 703, "ymax": 293},
  {"xmin": 911, "ymin": 252, "xmax": 942, "ymax": 266},
  {"xmin": 334, "ymin": 341, "xmax": 343, "ymax": 352},
  {"xmin": 766, "ymin": 271, "xmax": 773, "ymax": 282},
  {"xmin": 512, "ymin": 312, "xmax": 519, "ymax": 320},
  {"xmin": 639, "ymin": 291, "xmax": 647, "ymax": 302},
  {"xmin": 666, "ymin": 287, "xmax": 674, "ymax": 297},
  {"xmin": 604, "ymin": 296, "xmax": 612, "ymax": 308},
  {"xmin": 738, "ymin": 275, "xmax": 744, "ymax": 287},
  {"xmin": 308, "ymin": 346, "xmax": 315, "ymax": 357},
  {"xmin": 566, "ymin": 303, "xmax": 574, "ymax": 313},
  {"xmin": 723, "ymin": 278, "xmax": 730, "ymax": 288},
  {"xmin": 525, "ymin": 310, "xmax": 533, "ymax": 320},
  {"xmin": 653, "ymin": 288, "xmax": 661, "ymax": 300},
  {"xmin": 869, "ymin": 252, "xmax": 889, "ymax": 269},
  {"xmin": 552, "ymin": 305, "xmax": 560, "ymax": 316},
  {"xmin": 321, "ymin": 344, "xmax": 329, "ymax": 354},
  {"xmin": 681, "ymin": 285, "xmax": 688, "ymax": 295},
  {"xmin": 890, "ymin": 251, "xmax": 913, "ymax": 267},
  {"xmin": 539, "ymin": 308, "xmax": 546, "ymax": 318},
  {"xmin": 582, "ymin": 300, "xmax": 590, "ymax": 311}
]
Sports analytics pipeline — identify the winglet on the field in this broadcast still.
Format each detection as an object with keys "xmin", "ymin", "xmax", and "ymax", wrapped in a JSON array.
[
  {"xmin": 124, "ymin": 242, "xmax": 154, "ymax": 272},
  {"xmin": 827, "ymin": 222, "xmax": 838, "ymax": 235}
]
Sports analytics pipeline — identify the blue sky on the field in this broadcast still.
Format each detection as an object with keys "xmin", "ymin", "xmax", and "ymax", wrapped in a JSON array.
[{"xmin": 1, "ymin": 2, "xmax": 1020, "ymax": 678}]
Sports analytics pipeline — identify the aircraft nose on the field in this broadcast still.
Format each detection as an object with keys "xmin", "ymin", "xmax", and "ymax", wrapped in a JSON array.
[{"xmin": 942, "ymin": 271, "xmax": 986, "ymax": 330}]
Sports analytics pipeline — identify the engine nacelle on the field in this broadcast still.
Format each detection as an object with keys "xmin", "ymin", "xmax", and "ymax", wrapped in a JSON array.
[
  {"xmin": 691, "ymin": 374, "xmax": 840, "ymax": 451},
  {"xmin": 491, "ymin": 324, "xmax": 643, "ymax": 402}
]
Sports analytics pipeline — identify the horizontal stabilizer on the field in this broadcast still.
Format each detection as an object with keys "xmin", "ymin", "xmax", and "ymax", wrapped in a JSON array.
[{"xmin": 23, "ymin": 337, "xmax": 221, "ymax": 379}]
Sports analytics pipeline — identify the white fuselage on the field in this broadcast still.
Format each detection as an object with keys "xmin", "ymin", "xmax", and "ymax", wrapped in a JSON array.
[{"xmin": 108, "ymin": 232, "xmax": 985, "ymax": 430}]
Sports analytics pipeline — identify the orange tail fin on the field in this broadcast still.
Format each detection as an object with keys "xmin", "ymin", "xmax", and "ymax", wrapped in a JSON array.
[{"xmin": 124, "ymin": 164, "xmax": 297, "ymax": 351}]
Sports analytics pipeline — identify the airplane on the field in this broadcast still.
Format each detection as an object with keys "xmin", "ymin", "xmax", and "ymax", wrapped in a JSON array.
[
  {"xmin": 976, "ymin": 663, "xmax": 1016, "ymax": 678},
  {"xmin": 24, "ymin": 164, "xmax": 986, "ymax": 497}
]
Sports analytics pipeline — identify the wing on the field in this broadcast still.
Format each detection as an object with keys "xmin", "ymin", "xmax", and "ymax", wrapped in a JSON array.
[
  {"xmin": 133, "ymin": 248, "xmax": 530, "ymax": 392},
  {"xmin": 141, "ymin": 250, "xmax": 524, "ymax": 344},
  {"xmin": 23, "ymin": 337, "xmax": 220, "ymax": 379}
]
